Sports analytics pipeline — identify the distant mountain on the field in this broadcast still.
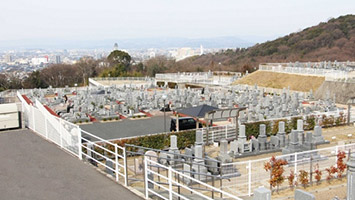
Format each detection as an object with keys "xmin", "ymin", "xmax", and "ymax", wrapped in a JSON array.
[
  {"xmin": 176, "ymin": 14, "xmax": 355, "ymax": 72},
  {"xmin": 0, "ymin": 37, "xmax": 253, "ymax": 50}
]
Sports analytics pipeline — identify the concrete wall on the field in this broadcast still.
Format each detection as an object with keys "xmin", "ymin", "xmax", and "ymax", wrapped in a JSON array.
[{"xmin": 315, "ymin": 81, "xmax": 355, "ymax": 104}]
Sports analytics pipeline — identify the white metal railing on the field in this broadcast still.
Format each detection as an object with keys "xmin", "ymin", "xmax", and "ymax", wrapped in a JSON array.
[
  {"xmin": 80, "ymin": 129, "xmax": 127, "ymax": 185},
  {"xmin": 145, "ymin": 157, "xmax": 243, "ymax": 200},
  {"xmin": 259, "ymin": 64, "xmax": 353, "ymax": 79},
  {"xmin": 221, "ymin": 143, "xmax": 355, "ymax": 197},
  {"xmin": 198, "ymin": 109, "xmax": 346, "ymax": 143},
  {"xmin": 19, "ymin": 88, "xmax": 353, "ymax": 199},
  {"xmin": 17, "ymin": 90, "xmax": 128, "ymax": 185}
]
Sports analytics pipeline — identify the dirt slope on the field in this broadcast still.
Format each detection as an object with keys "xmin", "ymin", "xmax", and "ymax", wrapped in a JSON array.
[{"xmin": 233, "ymin": 71, "xmax": 325, "ymax": 92}]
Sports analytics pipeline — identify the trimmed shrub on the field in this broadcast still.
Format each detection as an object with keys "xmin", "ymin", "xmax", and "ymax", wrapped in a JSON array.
[
  {"xmin": 115, "ymin": 130, "xmax": 196, "ymax": 151},
  {"xmin": 245, "ymin": 121, "xmax": 271, "ymax": 138}
]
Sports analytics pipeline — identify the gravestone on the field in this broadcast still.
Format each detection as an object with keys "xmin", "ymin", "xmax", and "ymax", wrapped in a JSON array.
[
  {"xmin": 270, "ymin": 136, "xmax": 280, "ymax": 149},
  {"xmin": 294, "ymin": 189, "xmax": 315, "ymax": 200},
  {"xmin": 313, "ymin": 125, "xmax": 326, "ymax": 145},
  {"xmin": 87, "ymin": 142, "xmax": 94, "ymax": 159},
  {"xmin": 105, "ymin": 159, "xmax": 114, "ymax": 176},
  {"xmin": 184, "ymin": 148, "xmax": 193, "ymax": 162},
  {"xmin": 148, "ymin": 172, "xmax": 154, "ymax": 189},
  {"xmin": 251, "ymin": 139, "xmax": 259, "ymax": 152},
  {"xmin": 195, "ymin": 145, "xmax": 203, "ymax": 159},
  {"xmin": 297, "ymin": 119, "xmax": 303, "ymax": 131},
  {"xmin": 253, "ymin": 186, "xmax": 271, "ymax": 200},
  {"xmin": 159, "ymin": 152, "xmax": 168, "ymax": 165},
  {"xmin": 277, "ymin": 121, "xmax": 286, "ymax": 147},
  {"xmin": 183, "ymin": 164, "xmax": 191, "ymax": 184},
  {"xmin": 134, "ymin": 158, "xmax": 143, "ymax": 174},
  {"xmin": 258, "ymin": 124, "xmax": 267, "ymax": 151},
  {"xmin": 304, "ymin": 132, "xmax": 313, "ymax": 150},
  {"xmin": 238, "ymin": 125, "xmax": 248, "ymax": 153},
  {"xmin": 282, "ymin": 129, "xmax": 302, "ymax": 154},
  {"xmin": 192, "ymin": 145, "xmax": 208, "ymax": 180},
  {"xmin": 217, "ymin": 139, "xmax": 232, "ymax": 163},
  {"xmin": 145, "ymin": 151, "xmax": 158, "ymax": 164},
  {"xmin": 169, "ymin": 135, "xmax": 179, "ymax": 154},
  {"xmin": 230, "ymin": 140, "xmax": 238, "ymax": 154},
  {"xmin": 347, "ymin": 153, "xmax": 355, "ymax": 200},
  {"xmin": 195, "ymin": 130, "xmax": 204, "ymax": 146}
]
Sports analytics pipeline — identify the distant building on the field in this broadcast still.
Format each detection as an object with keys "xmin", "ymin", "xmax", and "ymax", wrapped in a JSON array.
[
  {"xmin": 149, "ymin": 51, "xmax": 156, "ymax": 58},
  {"xmin": 31, "ymin": 57, "xmax": 48, "ymax": 66},
  {"xmin": 55, "ymin": 55, "xmax": 61, "ymax": 64},
  {"xmin": 5, "ymin": 54, "xmax": 13, "ymax": 63},
  {"xmin": 113, "ymin": 43, "xmax": 118, "ymax": 51}
]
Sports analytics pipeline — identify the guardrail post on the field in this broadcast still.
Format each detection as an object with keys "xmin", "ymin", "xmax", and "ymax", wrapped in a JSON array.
[
  {"xmin": 115, "ymin": 144, "xmax": 119, "ymax": 182},
  {"xmin": 77, "ymin": 128, "xmax": 82, "ymax": 160},
  {"xmin": 45, "ymin": 118, "xmax": 48, "ymax": 140},
  {"xmin": 124, "ymin": 146, "xmax": 128, "ymax": 186},
  {"xmin": 335, "ymin": 145, "xmax": 339, "ymax": 168},
  {"xmin": 144, "ymin": 157, "xmax": 149, "ymax": 199},
  {"xmin": 76, "ymin": 128, "xmax": 83, "ymax": 160},
  {"xmin": 225, "ymin": 125, "xmax": 228, "ymax": 139},
  {"xmin": 59, "ymin": 118, "xmax": 63, "ymax": 148},
  {"xmin": 168, "ymin": 166, "xmax": 173, "ymax": 200},
  {"xmin": 32, "ymin": 105, "xmax": 35, "ymax": 131},
  {"xmin": 248, "ymin": 160, "xmax": 252, "ymax": 196},
  {"xmin": 294, "ymin": 152, "xmax": 298, "ymax": 182}
]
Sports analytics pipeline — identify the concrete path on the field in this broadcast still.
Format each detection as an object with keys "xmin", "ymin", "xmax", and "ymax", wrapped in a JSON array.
[
  {"xmin": 80, "ymin": 115, "xmax": 171, "ymax": 140},
  {"xmin": 0, "ymin": 129, "xmax": 142, "ymax": 200}
]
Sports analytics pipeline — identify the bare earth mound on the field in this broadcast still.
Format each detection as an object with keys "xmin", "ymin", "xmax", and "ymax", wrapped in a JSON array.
[{"xmin": 233, "ymin": 71, "xmax": 325, "ymax": 92}]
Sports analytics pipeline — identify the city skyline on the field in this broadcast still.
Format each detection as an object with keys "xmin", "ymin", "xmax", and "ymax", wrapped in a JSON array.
[{"xmin": 1, "ymin": 0, "xmax": 354, "ymax": 49}]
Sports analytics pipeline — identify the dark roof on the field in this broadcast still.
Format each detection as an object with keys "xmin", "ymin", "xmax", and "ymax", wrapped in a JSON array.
[{"xmin": 177, "ymin": 104, "xmax": 218, "ymax": 118}]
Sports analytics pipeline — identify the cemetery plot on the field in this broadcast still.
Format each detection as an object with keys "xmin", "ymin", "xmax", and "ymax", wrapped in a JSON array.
[{"xmin": 21, "ymin": 79, "xmax": 343, "ymax": 129}]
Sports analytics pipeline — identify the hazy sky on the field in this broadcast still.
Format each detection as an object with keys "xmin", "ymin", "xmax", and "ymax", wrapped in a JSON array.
[{"xmin": 0, "ymin": 0, "xmax": 354, "ymax": 43}]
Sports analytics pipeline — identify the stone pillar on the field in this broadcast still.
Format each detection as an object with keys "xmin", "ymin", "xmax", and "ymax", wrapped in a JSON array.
[
  {"xmin": 347, "ymin": 153, "xmax": 355, "ymax": 200},
  {"xmin": 258, "ymin": 124, "xmax": 267, "ymax": 151},
  {"xmin": 297, "ymin": 119, "xmax": 303, "ymax": 131},
  {"xmin": 170, "ymin": 135, "xmax": 178, "ymax": 150},
  {"xmin": 278, "ymin": 121, "xmax": 286, "ymax": 147},
  {"xmin": 253, "ymin": 187, "xmax": 271, "ymax": 200},
  {"xmin": 195, "ymin": 130, "xmax": 204, "ymax": 146},
  {"xmin": 195, "ymin": 145, "xmax": 203, "ymax": 160},
  {"xmin": 294, "ymin": 189, "xmax": 315, "ymax": 200},
  {"xmin": 220, "ymin": 139, "xmax": 228, "ymax": 157},
  {"xmin": 176, "ymin": 114, "xmax": 179, "ymax": 132}
]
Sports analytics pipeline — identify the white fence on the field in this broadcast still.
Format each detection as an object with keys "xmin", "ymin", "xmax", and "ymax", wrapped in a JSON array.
[
  {"xmin": 17, "ymin": 91, "xmax": 127, "ymax": 185},
  {"xmin": 155, "ymin": 72, "xmax": 239, "ymax": 86},
  {"xmin": 17, "ymin": 90, "xmax": 354, "ymax": 199},
  {"xmin": 18, "ymin": 92, "xmax": 81, "ymax": 158},
  {"xmin": 145, "ymin": 157, "xmax": 243, "ymax": 200},
  {"xmin": 259, "ymin": 64, "xmax": 350, "ymax": 79},
  {"xmin": 221, "ymin": 143, "xmax": 355, "ymax": 197},
  {"xmin": 17, "ymin": 91, "xmax": 241, "ymax": 199}
]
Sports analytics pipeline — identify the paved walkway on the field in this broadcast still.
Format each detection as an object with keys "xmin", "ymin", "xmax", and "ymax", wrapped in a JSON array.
[
  {"xmin": 0, "ymin": 129, "xmax": 142, "ymax": 200},
  {"xmin": 80, "ymin": 115, "xmax": 171, "ymax": 140}
]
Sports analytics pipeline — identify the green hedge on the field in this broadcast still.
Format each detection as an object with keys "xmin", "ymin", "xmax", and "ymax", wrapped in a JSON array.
[
  {"xmin": 115, "ymin": 130, "xmax": 196, "ymax": 151},
  {"xmin": 105, "ymin": 113, "xmax": 346, "ymax": 151},
  {"xmin": 244, "ymin": 114, "xmax": 346, "ymax": 138}
]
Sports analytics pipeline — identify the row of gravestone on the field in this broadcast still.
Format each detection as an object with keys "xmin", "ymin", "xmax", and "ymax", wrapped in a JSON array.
[
  {"xmin": 24, "ymin": 82, "xmax": 338, "ymax": 124},
  {"xmin": 219, "ymin": 119, "xmax": 328, "ymax": 160}
]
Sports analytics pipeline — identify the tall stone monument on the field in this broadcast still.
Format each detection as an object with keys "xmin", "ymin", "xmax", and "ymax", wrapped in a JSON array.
[{"xmin": 347, "ymin": 153, "xmax": 355, "ymax": 200}]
